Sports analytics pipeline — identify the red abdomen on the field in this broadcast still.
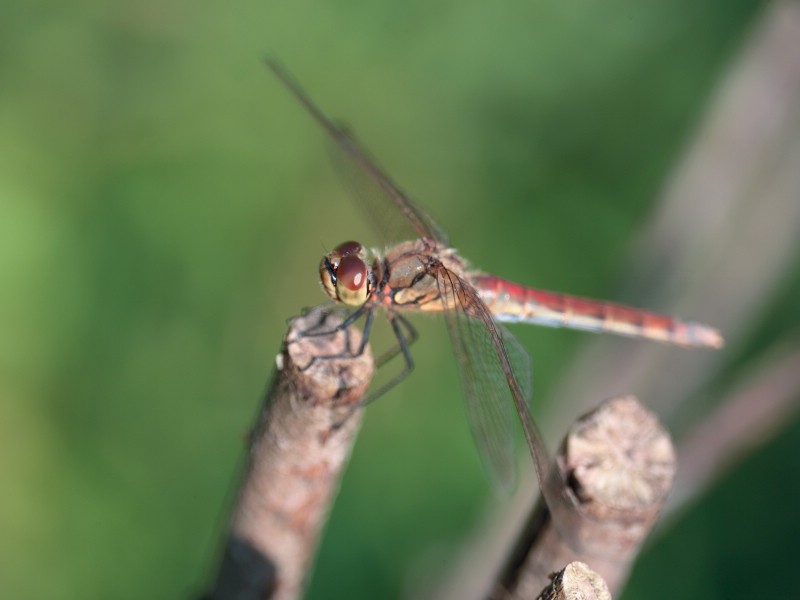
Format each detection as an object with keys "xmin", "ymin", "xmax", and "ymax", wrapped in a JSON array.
[{"xmin": 472, "ymin": 274, "xmax": 723, "ymax": 348}]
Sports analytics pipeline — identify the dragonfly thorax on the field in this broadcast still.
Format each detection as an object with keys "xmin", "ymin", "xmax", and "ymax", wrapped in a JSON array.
[{"xmin": 319, "ymin": 241, "xmax": 376, "ymax": 307}]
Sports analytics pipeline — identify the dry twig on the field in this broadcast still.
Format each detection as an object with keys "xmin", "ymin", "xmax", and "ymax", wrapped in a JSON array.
[
  {"xmin": 206, "ymin": 308, "xmax": 374, "ymax": 600},
  {"xmin": 493, "ymin": 396, "xmax": 674, "ymax": 598},
  {"xmin": 669, "ymin": 342, "xmax": 800, "ymax": 515}
]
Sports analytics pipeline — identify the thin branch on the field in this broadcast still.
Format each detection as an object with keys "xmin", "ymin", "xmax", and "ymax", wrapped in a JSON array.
[
  {"xmin": 669, "ymin": 340, "xmax": 800, "ymax": 516},
  {"xmin": 494, "ymin": 396, "xmax": 674, "ymax": 599},
  {"xmin": 206, "ymin": 308, "xmax": 374, "ymax": 600}
]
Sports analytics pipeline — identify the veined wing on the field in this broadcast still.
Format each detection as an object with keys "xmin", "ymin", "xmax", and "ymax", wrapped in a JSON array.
[
  {"xmin": 267, "ymin": 59, "xmax": 448, "ymax": 245},
  {"xmin": 435, "ymin": 265, "xmax": 550, "ymax": 492}
]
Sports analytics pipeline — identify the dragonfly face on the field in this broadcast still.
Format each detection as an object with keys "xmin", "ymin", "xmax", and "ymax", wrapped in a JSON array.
[{"xmin": 319, "ymin": 241, "xmax": 375, "ymax": 307}]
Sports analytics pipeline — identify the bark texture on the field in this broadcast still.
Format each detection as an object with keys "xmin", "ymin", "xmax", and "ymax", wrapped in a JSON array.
[{"xmin": 208, "ymin": 309, "xmax": 374, "ymax": 600}]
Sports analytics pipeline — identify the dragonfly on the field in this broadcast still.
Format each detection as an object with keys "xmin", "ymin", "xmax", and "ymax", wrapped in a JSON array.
[{"xmin": 267, "ymin": 60, "xmax": 723, "ymax": 517}]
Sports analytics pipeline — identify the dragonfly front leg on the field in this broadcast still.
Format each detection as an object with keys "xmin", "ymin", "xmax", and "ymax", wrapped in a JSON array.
[
  {"xmin": 331, "ymin": 312, "xmax": 416, "ymax": 430},
  {"xmin": 360, "ymin": 313, "xmax": 416, "ymax": 405},
  {"xmin": 293, "ymin": 305, "xmax": 373, "ymax": 372},
  {"xmin": 296, "ymin": 304, "xmax": 368, "ymax": 339},
  {"xmin": 375, "ymin": 314, "xmax": 418, "ymax": 368}
]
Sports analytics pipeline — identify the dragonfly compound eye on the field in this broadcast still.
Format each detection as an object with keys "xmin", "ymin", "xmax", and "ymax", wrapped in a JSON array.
[
  {"xmin": 334, "ymin": 240, "xmax": 363, "ymax": 258},
  {"xmin": 319, "ymin": 256, "xmax": 337, "ymax": 301},
  {"xmin": 336, "ymin": 254, "xmax": 369, "ymax": 306}
]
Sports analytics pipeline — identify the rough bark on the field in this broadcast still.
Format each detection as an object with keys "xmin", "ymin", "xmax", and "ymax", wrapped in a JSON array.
[
  {"xmin": 207, "ymin": 308, "xmax": 374, "ymax": 600},
  {"xmin": 495, "ymin": 396, "xmax": 674, "ymax": 598}
]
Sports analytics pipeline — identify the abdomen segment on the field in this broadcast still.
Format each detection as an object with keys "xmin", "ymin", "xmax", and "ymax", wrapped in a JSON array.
[{"xmin": 473, "ymin": 274, "xmax": 724, "ymax": 349}]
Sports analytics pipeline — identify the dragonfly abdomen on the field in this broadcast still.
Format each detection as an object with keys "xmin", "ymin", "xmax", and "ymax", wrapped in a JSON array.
[{"xmin": 473, "ymin": 274, "xmax": 723, "ymax": 349}]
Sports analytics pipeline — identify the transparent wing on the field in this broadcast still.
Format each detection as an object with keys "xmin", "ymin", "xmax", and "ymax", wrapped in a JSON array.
[
  {"xmin": 500, "ymin": 323, "xmax": 533, "ymax": 411},
  {"xmin": 267, "ymin": 59, "xmax": 448, "ymax": 245},
  {"xmin": 328, "ymin": 126, "xmax": 449, "ymax": 246},
  {"xmin": 436, "ymin": 266, "xmax": 549, "ymax": 491}
]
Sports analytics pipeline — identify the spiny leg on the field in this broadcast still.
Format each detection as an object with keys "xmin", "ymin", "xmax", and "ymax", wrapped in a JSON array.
[
  {"xmin": 294, "ymin": 306, "xmax": 373, "ymax": 372},
  {"xmin": 360, "ymin": 313, "xmax": 416, "ymax": 406},
  {"xmin": 375, "ymin": 314, "xmax": 418, "ymax": 368},
  {"xmin": 297, "ymin": 304, "xmax": 368, "ymax": 338},
  {"xmin": 331, "ymin": 311, "xmax": 416, "ymax": 430}
]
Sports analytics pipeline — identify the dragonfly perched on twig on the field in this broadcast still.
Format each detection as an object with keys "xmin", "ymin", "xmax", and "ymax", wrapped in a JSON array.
[{"xmin": 267, "ymin": 60, "xmax": 723, "ymax": 513}]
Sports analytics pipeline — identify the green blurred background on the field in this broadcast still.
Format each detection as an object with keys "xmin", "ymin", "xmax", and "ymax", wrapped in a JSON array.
[{"xmin": 2, "ymin": 0, "xmax": 799, "ymax": 598}]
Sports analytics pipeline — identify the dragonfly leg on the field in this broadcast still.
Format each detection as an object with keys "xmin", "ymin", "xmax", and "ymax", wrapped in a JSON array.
[
  {"xmin": 360, "ymin": 313, "xmax": 415, "ymax": 406},
  {"xmin": 375, "ymin": 314, "xmax": 418, "ymax": 368},
  {"xmin": 295, "ymin": 306, "xmax": 374, "ymax": 372},
  {"xmin": 331, "ymin": 312, "xmax": 416, "ymax": 430},
  {"xmin": 351, "ymin": 307, "xmax": 375, "ymax": 358},
  {"xmin": 296, "ymin": 304, "xmax": 367, "ymax": 338}
]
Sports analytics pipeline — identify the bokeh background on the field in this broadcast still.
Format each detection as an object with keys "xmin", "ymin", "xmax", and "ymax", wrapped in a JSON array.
[{"xmin": 2, "ymin": 0, "xmax": 799, "ymax": 598}]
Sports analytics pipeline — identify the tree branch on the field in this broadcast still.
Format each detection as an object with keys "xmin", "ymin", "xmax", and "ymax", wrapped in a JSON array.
[
  {"xmin": 494, "ymin": 396, "xmax": 674, "ymax": 599},
  {"xmin": 206, "ymin": 308, "xmax": 374, "ymax": 600},
  {"xmin": 669, "ymin": 341, "xmax": 800, "ymax": 516}
]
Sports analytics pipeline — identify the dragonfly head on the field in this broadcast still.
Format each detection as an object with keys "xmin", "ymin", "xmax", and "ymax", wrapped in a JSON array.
[{"xmin": 319, "ymin": 241, "xmax": 375, "ymax": 307}]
